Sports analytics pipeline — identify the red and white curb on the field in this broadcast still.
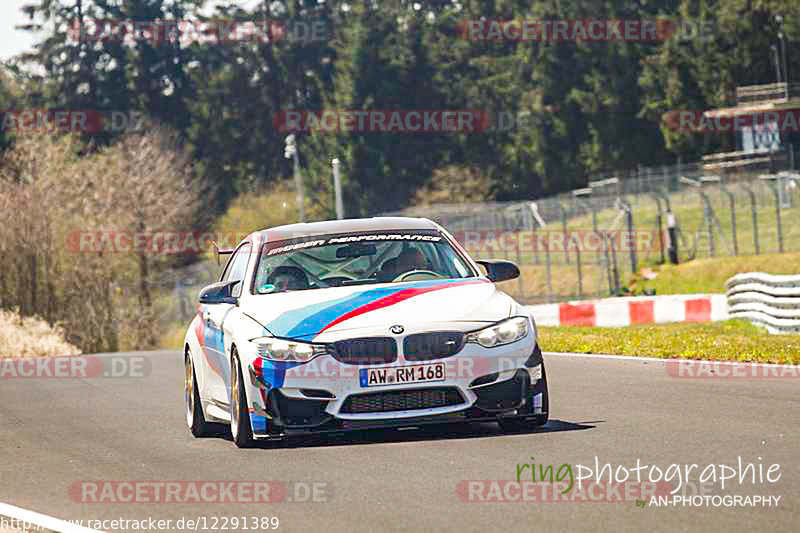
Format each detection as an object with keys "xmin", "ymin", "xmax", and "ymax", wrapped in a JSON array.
[{"xmin": 528, "ymin": 294, "xmax": 729, "ymax": 327}]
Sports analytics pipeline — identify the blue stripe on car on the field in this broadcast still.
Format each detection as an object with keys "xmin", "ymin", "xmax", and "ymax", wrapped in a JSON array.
[{"xmin": 266, "ymin": 278, "xmax": 473, "ymax": 338}]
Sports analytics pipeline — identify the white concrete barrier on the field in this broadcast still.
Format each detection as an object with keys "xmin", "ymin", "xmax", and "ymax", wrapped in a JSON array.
[{"xmin": 725, "ymin": 272, "xmax": 800, "ymax": 334}]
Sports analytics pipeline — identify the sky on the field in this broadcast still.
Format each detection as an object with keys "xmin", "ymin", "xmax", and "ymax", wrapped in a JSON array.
[
  {"xmin": 0, "ymin": 2, "xmax": 41, "ymax": 60},
  {"xmin": 0, "ymin": 1, "xmax": 270, "ymax": 61}
]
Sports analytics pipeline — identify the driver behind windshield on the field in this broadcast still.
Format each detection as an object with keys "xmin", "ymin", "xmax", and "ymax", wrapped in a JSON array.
[
  {"xmin": 396, "ymin": 247, "xmax": 429, "ymax": 273},
  {"xmin": 266, "ymin": 265, "xmax": 309, "ymax": 292}
]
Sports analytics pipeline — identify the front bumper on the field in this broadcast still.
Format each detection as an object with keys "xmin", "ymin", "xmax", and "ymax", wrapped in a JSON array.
[{"xmin": 243, "ymin": 337, "xmax": 546, "ymax": 438}]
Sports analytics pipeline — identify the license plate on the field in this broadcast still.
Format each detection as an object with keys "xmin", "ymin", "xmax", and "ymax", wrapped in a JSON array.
[{"xmin": 359, "ymin": 363, "xmax": 446, "ymax": 388}]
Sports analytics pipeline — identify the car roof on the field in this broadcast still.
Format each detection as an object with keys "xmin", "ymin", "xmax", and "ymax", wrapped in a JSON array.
[{"xmin": 247, "ymin": 217, "xmax": 440, "ymax": 243}]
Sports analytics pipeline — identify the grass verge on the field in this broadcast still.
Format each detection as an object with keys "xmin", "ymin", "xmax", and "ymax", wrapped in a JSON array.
[
  {"xmin": 497, "ymin": 250, "xmax": 800, "ymax": 302},
  {"xmin": 635, "ymin": 251, "xmax": 800, "ymax": 295},
  {"xmin": 539, "ymin": 320, "xmax": 800, "ymax": 364}
]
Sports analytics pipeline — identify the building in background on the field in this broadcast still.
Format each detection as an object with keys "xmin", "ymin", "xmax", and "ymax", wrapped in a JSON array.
[{"xmin": 701, "ymin": 82, "xmax": 800, "ymax": 174}]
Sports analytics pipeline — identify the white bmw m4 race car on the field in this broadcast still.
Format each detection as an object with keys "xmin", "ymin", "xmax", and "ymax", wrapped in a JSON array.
[{"xmin": 183, "ymin": 217, "xmax": 548, "ymax": 447}]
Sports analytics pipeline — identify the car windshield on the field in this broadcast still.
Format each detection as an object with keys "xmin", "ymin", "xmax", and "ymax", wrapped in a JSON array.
[{"xmin": 252, "ymin": 230, "xmax": 476, "ymax": 294}]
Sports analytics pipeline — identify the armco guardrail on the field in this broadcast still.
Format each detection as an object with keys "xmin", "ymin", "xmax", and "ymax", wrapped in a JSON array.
[{"xmin": 725, "ymin": 272, "xmax": 800, "ymax": 333}]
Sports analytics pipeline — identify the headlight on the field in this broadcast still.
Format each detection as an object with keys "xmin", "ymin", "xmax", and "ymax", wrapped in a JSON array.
[
  {"xmin": 252, "ymin": 337, "xmax": 329, "ymax": 363},
  {"xmin": 466, "ymin": 317, "xmax": 529, "ymax": 348}
]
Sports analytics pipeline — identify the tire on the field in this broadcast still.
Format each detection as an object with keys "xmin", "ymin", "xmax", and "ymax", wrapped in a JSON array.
[
  {"xmin": 185, "ymin": 351, "xmax": 212, "ymax": 437},
  {"xmin": 498, "ymin": 364, "xmax": 549, "ymax": 432},
  {"xmin": 230, "ymin": 348, "xmax": 255, "ymax": 448}
]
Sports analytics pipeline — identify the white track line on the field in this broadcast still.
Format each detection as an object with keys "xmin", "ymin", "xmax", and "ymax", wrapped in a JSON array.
[
  {"xmin": 545, "ymin": 351, "xmax": 797, "ymax": 368},
  {"xmin": 544, "ymin": 351, "xmax": 668, "ymax": 363},
  {"xmin": 0, "ymin": 502, "xmax": 102, "ymax": 533}
]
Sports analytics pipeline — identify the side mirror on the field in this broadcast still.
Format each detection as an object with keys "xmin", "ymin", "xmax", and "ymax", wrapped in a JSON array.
[
  {"xmin": 477, "ymin": 260, "xmax": 520, "ymax": 283},
  {"xmin": 199, "ymin": 280, "xmax": 240, "ymax": 305}
]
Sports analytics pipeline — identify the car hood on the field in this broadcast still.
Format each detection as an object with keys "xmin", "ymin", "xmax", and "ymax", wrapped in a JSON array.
[{"xmin": 241, "ymin": 277, "xmax": 515, "ymax": 341}]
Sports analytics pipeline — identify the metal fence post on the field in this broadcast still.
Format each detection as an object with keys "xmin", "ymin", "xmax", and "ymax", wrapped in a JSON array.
[
  {"xmin": 651, "ymin": 194, "xmax": 665, "ymax": 264},
  {"xmin": 544, "ymin": 236, "xmax": 553, "ymax": 303},
  {"xmin": 559, "ymin": 202, "xmax": 569, "ymax": 264},
  {"xmin": 602, "ymin": 231, "xmax": 614, "ymax": 295},
  {"xmin": 607, "ymin": 233, "xmax": 621, "ymax": 296},
  {"xmin": 572, "ymin": 234, "xmax": 583, "ymax": 297},
  {"xmin": 771, "ymin": 180, "xmax": 785, "ymax": 253},
  {"xmin": 511, "ymin": 211, "xmax": 525, "ymax": 300},
  {"xmin": 501, "ymin": 211, "xmax": 512, "ymax": 262},
  {"xmin": 742, "ymin": 184, "xmax": 760, "ymax": 254},
  {"xmin": 700, "ymin": 190, "xmax": 716, "ymax": 257},
  {"xmin": 622, "ymin": 199, "xmax": 637, "ymax": 273},
  {"xmin": 722, "ymin": 186, "xmax": 739, "ymax": 255}
]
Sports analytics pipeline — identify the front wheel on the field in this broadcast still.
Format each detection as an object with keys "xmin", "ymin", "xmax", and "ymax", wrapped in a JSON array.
[
  {"xmin": 230, "ymin": 348, "xmax": 255, "ymax": 448},
  {"xmin": 185, "ymin": 351, "xmax": 212, "ymax": 437}
]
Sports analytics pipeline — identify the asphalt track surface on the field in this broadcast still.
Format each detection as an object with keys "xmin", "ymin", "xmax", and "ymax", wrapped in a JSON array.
[{"xmin": 1, "ymin": 350, "xmax": 797, "ymax": 533}]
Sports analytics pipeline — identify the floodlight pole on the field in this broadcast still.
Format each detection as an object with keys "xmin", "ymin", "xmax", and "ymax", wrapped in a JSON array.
[
  {"xmin": 332, "ymin": 158, "xmax": 344, "ymax": 220},
  {"xmin": 284, "ymin": 134, "xmax": 305, "ymax": 222},
  {"xmin": 776, "ymin": 15, "xmax": 789, "ymax": 100}
]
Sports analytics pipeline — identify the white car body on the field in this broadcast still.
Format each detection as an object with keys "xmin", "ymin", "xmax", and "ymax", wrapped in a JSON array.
[{"xmin": 183, "ymin": 217, "xmax": 548, "ymax": 444}]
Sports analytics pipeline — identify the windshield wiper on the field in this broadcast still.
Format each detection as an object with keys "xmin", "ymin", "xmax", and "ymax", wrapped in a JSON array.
[{"xmin": 340, "ymin": 278, "xmax": 381, "ymax": 286}]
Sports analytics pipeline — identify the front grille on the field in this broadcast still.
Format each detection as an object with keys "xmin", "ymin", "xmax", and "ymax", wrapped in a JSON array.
[
  {"xmin": 340, "ymin": 387, "xmax": 464, "ymax": 414},
  {"xmin": 403, "ymin": 332, "xmax": 465, "ymax": 361},
  {"xmin": 332, "ymin": 337, "xmax": 397, "ymax": 365}
]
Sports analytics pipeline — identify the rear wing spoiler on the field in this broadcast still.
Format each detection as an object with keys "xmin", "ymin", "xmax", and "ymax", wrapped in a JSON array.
[{"xmin": 212, "ymin": 241, "xmax": 234, "ymax": 266}]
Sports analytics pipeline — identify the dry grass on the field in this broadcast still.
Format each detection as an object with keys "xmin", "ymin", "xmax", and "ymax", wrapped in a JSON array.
[
  {"xmin": 0, "ymin": 308, "xmax": 81, "ymax": 358},
  {"xmin": 637, "ymin": 251, "xmax": 800, "ymax": 294},
  {"xmin": 160, "ymin": 320, "xmax": 190, "ymax": 350}
]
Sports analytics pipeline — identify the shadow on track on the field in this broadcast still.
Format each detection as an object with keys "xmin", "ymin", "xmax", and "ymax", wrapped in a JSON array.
[{"xmin": 202, "ymin": 419, "xmax": 601, "ymax": 450}]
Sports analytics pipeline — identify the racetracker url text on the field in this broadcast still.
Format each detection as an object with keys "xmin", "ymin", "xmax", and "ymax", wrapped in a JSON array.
[{"xmin": 67, "ymin": 516, "xmax": 279, "ymax": 531}]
